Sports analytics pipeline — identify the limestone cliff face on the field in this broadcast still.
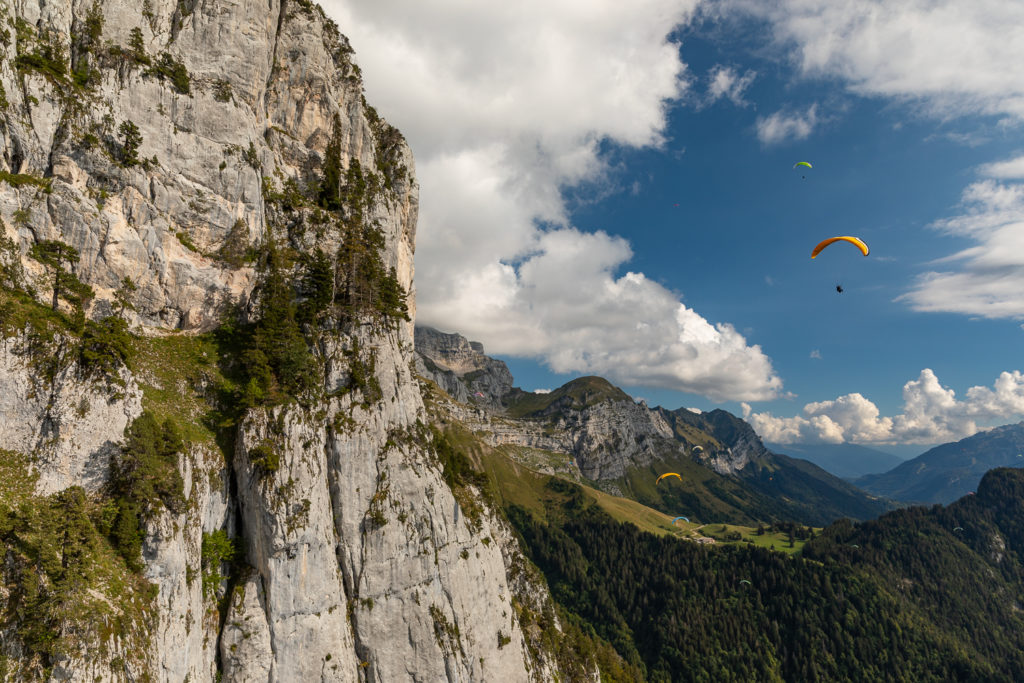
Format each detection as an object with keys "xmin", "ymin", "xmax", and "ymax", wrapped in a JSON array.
[
  {"xmin": 0, "ymin": 331, "xmax": 143, "ymax": 495},
  {"xmin": 0, "ymin": 0, "xmax": 416, "ymax": 330},
  {"xmin": 415, "ymin": 326, "xmax": 514, "ymax": 408},
  {"xmin": 0, "ymin": 1, "xmax": 569, "ymax": 680}
]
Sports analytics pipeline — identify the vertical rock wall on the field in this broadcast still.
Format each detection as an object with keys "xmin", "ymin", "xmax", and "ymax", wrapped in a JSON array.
[{"xmin": 0, "ymin": 0, "xmax": 563, "ymax": 680}]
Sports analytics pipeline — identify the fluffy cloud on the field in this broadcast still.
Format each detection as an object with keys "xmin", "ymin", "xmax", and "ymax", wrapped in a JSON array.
[
  {"xmin": 705, "ymin": 64, "xmax": 756, "ymax": 106},
  {"xmin": 722, "ymin": 0, "xmax": 1024, "ymax": 122},
  {"xmin": 755, "ymin": 104, "xmax": 819, "ymax": 145},
  {"xmin": 321, "ymin": 0, "xmax": 785, "ymax": 401},
  {"xmin": 745, "ymin": 368, "xmax": 1024, "ymax": 445},
  {"xmin": 979, "ymin": 155, "xmax": 1024, "ymax": 180},
  {"xmin": 426, "ymin": 227, "xmax": 782, "ymax": 401},
  {"xmin": 900, "ymin": 179, "xmax": 1024, "ymax": 318}
]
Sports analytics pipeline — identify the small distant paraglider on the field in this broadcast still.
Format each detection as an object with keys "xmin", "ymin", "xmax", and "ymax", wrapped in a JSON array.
[
  {"xmin": 672, "ymin": 516, "xmax": 690, "ymax": 525},
  {"xmin": 794, "ymin": 161, "xmax": 812, "ymax": 179},
  {"xmin": 836, "ymin": 285, "xmax": 844, "ymax": 294},
  {"xmin": 739, "ymin": 579, "xmax": 752, "ymax": 586},
  {"xmin": 656, "ymin": 473, "xmax": 682, "ymax": 484},
  {"xmin": 954, "ymin": 526, "xmax": 964, "ymax": 532},
  {"xmin": 473, "ymin": 391, "xmax": 485, "ymax": 398}
]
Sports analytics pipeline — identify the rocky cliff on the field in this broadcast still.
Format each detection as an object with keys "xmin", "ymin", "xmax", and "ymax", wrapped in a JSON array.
[
  {"xmin": 414, "ymin": 326, "xmax": 514, "ymax": 408},
  {"xmin": 0, "ymin": 1, "xmax": 585, "ymax": 680},
  {"xmin": 415, "ymin": 328, "xmax": 751, "ymax": 479}
]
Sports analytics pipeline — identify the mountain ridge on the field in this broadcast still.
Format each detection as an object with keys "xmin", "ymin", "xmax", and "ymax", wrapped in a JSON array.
[
  {"xmin": 856, "ymin": 422, "xmax": 1024, "ymax": 503},
  {"xmin": 415, "ymin": 325, "xmax": 893, "ymax": 526}
]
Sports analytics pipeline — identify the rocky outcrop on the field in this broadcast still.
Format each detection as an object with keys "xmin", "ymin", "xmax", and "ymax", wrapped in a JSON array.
[
  {"xmin": 662, "ymin": 407, "xmax": 769, "ymax": 474},
  {"xmin": 415, "ymin": 326, "xmax": 514, "ymax": 408},
  {"xmin": 0, "ymin": 330, "xmax": 142, "ymax": 495},
  {"xmin": 432, "ymin": 385, "xmax": 689, "ymax": 481}
]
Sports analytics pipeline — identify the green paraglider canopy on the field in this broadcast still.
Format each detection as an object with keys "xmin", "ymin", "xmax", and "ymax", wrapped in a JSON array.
[{"xmin": 793, "ymin": 161, "xmax": 812, "ymax": 169}]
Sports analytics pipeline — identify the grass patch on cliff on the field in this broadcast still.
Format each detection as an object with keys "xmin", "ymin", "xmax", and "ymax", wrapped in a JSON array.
[
  {"xmin": 0, "ymin": 449, "xmax": 38, "ymax": 506},
  {"xmin": 0, "ymin": 288, "xmax": 78, "ymax": 341},
  {"xmin": 427, "ymin": 424, "xmax": 491, "ymax": 530},
  {"xmin": 133, "ymin": 332, "xmax": 240, "ymax": 454}
]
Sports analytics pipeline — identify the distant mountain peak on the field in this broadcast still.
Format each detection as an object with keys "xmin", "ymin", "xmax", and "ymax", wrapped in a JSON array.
[{"xmin": 857, "ymin": 422, "xmax": 1024, "ymax": 504}]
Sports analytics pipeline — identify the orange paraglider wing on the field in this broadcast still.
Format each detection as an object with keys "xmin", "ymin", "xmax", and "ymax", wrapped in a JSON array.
[{"xmin": 811, "ymin": 236, "xmax": 869, "ymax": 258}]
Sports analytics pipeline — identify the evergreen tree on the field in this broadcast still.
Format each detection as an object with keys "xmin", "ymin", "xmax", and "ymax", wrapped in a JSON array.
[
  {"xmin": 319, "ymin": 114, "xmax": 344, "ymax": 210},
  {"xmin": 113, "ymin": 276, "xmax": 137, "ymax": 316},
  {"xmin": 28, "ymin": 240, "xmax": 93, "ymax": 312},
  {"xmin": 118, "ymin": 120, "xmax": 142, "ymax": 167}
]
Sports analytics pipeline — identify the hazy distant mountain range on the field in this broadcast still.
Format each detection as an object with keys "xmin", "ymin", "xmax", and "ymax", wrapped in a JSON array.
[
  {"xmin": 766, "ymin": 442, "xmax": 906, "ymax": 480},
  {"xmin": 855, "ymin": 423, "xmax": 1024, "ymax": 504}
]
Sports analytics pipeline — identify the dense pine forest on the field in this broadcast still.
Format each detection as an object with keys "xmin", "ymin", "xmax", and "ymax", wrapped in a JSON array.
[{"xmin": 508, "ymin": 469, "xmax": 1024, "ymax": 682}]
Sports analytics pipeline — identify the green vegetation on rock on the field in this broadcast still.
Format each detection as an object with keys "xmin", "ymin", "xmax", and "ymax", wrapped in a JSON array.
[
  {"xmin": 104, "ymin": 411, "xmax": 186, "ymax": 571},
  {"xmin": 144, "ymin": 51, "xmax": 191, "ymax": 94},
  {"xmin": 0, "ymin": 482, "xmax": 156, "ymax": 679}
]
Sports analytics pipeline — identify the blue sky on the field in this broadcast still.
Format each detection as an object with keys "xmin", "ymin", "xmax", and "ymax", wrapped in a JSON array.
[{"xmin": 324, "ymin": 0, "xmax": 1024, "ymax": 453}]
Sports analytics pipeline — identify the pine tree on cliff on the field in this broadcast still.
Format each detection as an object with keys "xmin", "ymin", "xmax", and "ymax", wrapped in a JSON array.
[{"xmin": 29, "ymin": 239, "xmax": 93, "ymax": 312}]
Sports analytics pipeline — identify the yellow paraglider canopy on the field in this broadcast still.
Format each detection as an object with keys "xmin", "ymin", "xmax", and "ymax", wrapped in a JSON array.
[
  {"xmin": 656, "ymin": 472, "xmax": 682, "ymax": 484},
  {"xmin": 811, "ymin": 236, "xmax": 869, "ymax": 258}
]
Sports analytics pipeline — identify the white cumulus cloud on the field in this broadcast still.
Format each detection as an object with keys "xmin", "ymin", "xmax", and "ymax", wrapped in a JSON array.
[
  {"xmin": 746, "ymin": 369, "xmax": 1024, "ymax": 445},
  {"xmin": 900, "ymin": 179, "xmax": 1024, "ymax": 318},
  {"xmin": 322, "ymin": 0, "xmax": 785, "ymax": 402},
  {"xmin": 721, "ymin": 0, "xmax": 1024, "ymax": 122},
  {"xmin": 705, "ymin": 64, "xmax": 756, "ymax": 106},
  {"xmin": 426, "ymin": 227, "xmax": 782, "ymax": 401},
  {"xmin": 755, "ymin": 104, "xmax": 819, "ymax": 145},
  {"xmin": 979, "ymin": 154, "xmax": 1024, "ymax": 180}
]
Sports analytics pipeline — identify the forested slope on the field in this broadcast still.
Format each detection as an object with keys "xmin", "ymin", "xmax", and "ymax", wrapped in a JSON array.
[{"xmin": 509, "ymin": 468, "xmax": 1024, "ymax": 682}]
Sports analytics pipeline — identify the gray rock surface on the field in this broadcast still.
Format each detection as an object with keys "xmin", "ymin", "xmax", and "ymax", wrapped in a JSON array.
[
  {"xmin": 0, "ymin": 331, "xmax": 143, "ymax": 495},
  {"xmin": 415, "ymin": 326, "xmax": 514, "ymax": 408}
]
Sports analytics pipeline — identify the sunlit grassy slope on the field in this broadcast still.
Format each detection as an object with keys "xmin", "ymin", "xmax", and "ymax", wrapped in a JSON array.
[{"xmin": 439, "ymin": 421, "xmax": 813, "ymax": 554}]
